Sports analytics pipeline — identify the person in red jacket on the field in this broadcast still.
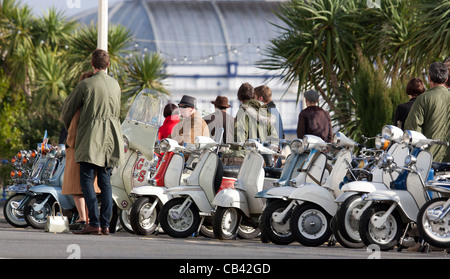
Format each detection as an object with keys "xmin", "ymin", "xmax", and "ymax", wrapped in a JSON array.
[{"xmin": 158, "ymin": 103, "xmax": 180, "ymax": 140}]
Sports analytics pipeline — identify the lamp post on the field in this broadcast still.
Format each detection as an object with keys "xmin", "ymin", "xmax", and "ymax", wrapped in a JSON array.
[{"xmin": 98, "ymin": 0, "xmax": 108, "ymax": 52}]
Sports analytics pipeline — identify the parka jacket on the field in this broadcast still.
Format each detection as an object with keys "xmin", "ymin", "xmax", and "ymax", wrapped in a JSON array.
[
  {"xmin": 234, "ymin": 99, "xmax": 278, "ymax": 143},
  {"xmin": 61, "ymin": 71, "xmax": 124, "ymax": 168},
  {"xmin": 404, "ymin": 85, "xmax": 450, "ymax": 162}
]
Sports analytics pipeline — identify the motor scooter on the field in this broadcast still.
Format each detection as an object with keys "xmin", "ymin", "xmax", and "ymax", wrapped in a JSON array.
[
  {"xmin": 23, "ymin": 144, "xmax": 75, "ymax": 229},
  {"xmin": 212, "ymin": 139, "xmax": 288, "ymax": 240},
  {"xmin": 109, "ymin": 89, "xmax": 164, "ymax": 232},
  {"xmin": 417, "ymin": 169, "xmax": 450, "ymax": 250},
  {"xmin": 284, "ymin": 132, "xmax": 363, "ymax": 247},
  {"xmin": 256, "ymin": 135, "xmax": 332, "ymax": 245},
  {"xmin": 358, "ymin": 130, "xmax": 449, "ymax": 251},
  {"xmin": 158, "ymin": 136, "xmax": 228, "ymax": 238},
  {"xmin": 332, "ymin": 125, "xmax": 410, "ymax": 247},
  {"xmin": 128, "ymin": 138, "xmax": 193, "ymax": 235}
]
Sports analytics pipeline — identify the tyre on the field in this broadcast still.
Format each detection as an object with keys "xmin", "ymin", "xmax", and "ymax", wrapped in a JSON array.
[
  {"xmin": 259, "ymin": 200, "xmax": 295, "ymax": 245},
  {"xmin": 213, "ymin": 207, "xmax": 241, "ymax": 240},
  {"xmin": 335, "ymin": 195, "xmax": 366, "ymax": 244},
  {"xmin": 417, "ymin": 197, "xmax": 450, "ymax": 249},
  {"xmin": 119, "ymin": 206, "xmax": 134, "ymax": 234},
  {"xmin": 358, "ymin": 203, "xmax": 404, "ymax": 251},
  {"xmin": 130, "ymin": 197, "xmax": 159, "ymax": 235},
  {"xmin": 3, "ymin": 194, "xmax": 29, "ymax": 228},
  {"xmin": 238, "ymin": 224, "xmax": 260, "ymax": 239},
  {"xmin": 23, "ymin": 195, "xmax": 54, "ymax": 229},
  {"xmin": 331, "ymin": 215, "xmax": 365, "ymax": 248},
  {"xmin": 290, "ymin": 203, "xmax": 332, "ymax": 246},
  {"xmin": 159, "ymin": 197, "xmax": 200, "ymax": 238}
]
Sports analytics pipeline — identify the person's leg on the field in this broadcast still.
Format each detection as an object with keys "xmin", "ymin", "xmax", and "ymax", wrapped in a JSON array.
[
  {"xmin": 72, "ymin": 194, "xmax": 87, "ymax": 222},
  {"xmin": 96, "ymin": 166, "xmax": 113, "ymax": 229},
  {"xmin": 79, "ymin": 162, "xmax": 100, "ymax": 228}
]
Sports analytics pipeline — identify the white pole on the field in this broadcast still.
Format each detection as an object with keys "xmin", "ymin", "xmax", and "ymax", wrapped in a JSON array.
[{"xmin": 98, "ymin": 0, "xmax": 108, "ymax": 52}]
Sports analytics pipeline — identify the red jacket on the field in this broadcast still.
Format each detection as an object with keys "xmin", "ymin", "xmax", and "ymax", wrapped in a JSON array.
[{"xmin": 158, "ymin": 115, "xmax": 180, "ymax": 140}]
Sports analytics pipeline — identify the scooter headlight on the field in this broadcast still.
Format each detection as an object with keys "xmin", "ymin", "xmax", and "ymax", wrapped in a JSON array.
[
  {"xmin": 375, "ymin": 136, "xmax": 390, "ymax": 150},
  {"xmin": 159, "ymin": 139, "xmax": 171, "ymax": 153},
  {"xmin": 381, "ymin": 125, "xmax": 403, "ymax": 142},
  {"xmin": 290, "ymin": 139, "xmax": 304, "ymax": 154},
  {"xmin": 402, "ymin": 130, "xmax": 427, "ymax": 146}
]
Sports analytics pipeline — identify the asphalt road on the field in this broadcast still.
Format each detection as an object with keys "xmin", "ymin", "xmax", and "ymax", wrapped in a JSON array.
[{"xmin": 0, "ymin": 201, "xmax": 448, "ymax": 261}]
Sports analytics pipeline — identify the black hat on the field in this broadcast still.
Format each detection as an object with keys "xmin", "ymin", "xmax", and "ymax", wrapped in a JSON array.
[{"xmin": 178, "ymin": 95, "xmax": 196, "ymax": 108}]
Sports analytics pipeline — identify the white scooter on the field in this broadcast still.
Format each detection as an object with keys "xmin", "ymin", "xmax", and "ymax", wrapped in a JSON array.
[
  {"xmin": 159, "ymin": 136, "xmax": 227, "ymax": 238},
  {"xmin": 358, "ymin": 130, "xmax": 449, "ymax": 251},
  {"xmin": 256, "ymin": 135, "xmax": 333, "ymax": 245},
  {"xmin": 332, "ymin": 125, "xmax": 410, "ymax": 247},
  {"xmin": 128, "ymin": 138, "xmax": 191, "ymax": 235},
  {"xmin": 286, "ymin": 133, "xmax": 361, "ymax": 247},
  {"xmin": 211, "ymin": 139, "xmax": 283, "ymax": 240},
  {"xmin": 110, "ymin": 89, "xmax": 164, "ymax": 232}
]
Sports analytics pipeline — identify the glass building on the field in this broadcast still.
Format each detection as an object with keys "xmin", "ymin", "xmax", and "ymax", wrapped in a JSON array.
[{"xmin": 74, "ymin": 0, "xmax": 301, "ymax": 136}]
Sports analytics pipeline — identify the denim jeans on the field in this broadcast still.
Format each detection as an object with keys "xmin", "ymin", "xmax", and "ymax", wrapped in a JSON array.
[{"xmin": 79, "ymin": 162, "xmax": 113, "ymax": 228}]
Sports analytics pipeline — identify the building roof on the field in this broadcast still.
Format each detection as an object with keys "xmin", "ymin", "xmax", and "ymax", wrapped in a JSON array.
[{"xmin": 73, "ymin": 0, "xmax": 287, "ymax": 66}]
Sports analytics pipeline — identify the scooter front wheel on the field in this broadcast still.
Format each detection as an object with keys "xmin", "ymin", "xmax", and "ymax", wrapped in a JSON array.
[
  {"xmin": 213, "ymin": 207, "xmax": 241, "ymax": 240},
  {"xmin": 159, "ymin": 198, "xmax": 200, "ymax": 238},
  {"xmin": 417, "ymin": 197, "xmax": 450, "ymax": 249},
  {"xmin": 290, "ymin": 203, "xmax": 332, "ymax": 247},
  {"xmin": 3, "ymin": 194, "xmax": 29, "ymax": 228},
  {"xmin": 23, "ymin": 195, "xmax": 54, "ymax": 229},
  {"xmin": 130, "ymin": 196, "xmax": 159, "ymax": 235},
  {"xmin": 359, "ymin": 203, "xmax": 403, "ymax": 251},
  {"xmin": 259, "ymin": 200, "xmax": 295, "ymax": 245}
]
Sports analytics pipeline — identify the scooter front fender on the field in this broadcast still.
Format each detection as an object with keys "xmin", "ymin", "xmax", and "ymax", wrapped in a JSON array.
[
  {"xmin": 164, "ymin": 186, "xmax": 213, "ymax": 214},
  {"xmin": 29, "ymin": 185, "xmax": 75, "ymax": 210},
  {"xmin": 288, "ymin": 183, "xmax": 337, "ymax": 216},
  {"xmin": 334, "ymin": 191, "xmax": 359, "ymax": 204},
  {"xmin": 212, "ymin": 188, "xmax": 250, "ymax": 217},
  {"xmin": 364, "ymin": 189, "xmax": 419, "ymax": 222},
  {"xmin": 131, "ymin": 185, "xmax": 172, "ymax": 204}
]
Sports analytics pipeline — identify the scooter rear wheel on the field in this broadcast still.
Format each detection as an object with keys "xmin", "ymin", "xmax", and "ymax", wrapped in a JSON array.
[
  {"xmin": 159, "ymin": 198, "xmax": 200, "ymax": 238},
  {"xmin": 130, "ymin": 196, "xmax": 159, "ymax": 235}
]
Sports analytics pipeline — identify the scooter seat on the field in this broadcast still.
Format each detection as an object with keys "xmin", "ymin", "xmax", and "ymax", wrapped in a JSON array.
[
  {"xmin": 223, "ymin": 165, "xmax": 241, "ymax": 178},
  {"xmin": 264, "ymin": 167, "xmax": 282, "ymax": 179},
  {"xmin": 432, "ymin": 162, "xmax": 450, "ymax": 173}
]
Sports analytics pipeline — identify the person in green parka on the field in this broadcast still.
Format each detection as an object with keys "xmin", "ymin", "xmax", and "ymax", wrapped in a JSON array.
[
  {"xmin": 404, "ymin": 62, "xmax": 450, "ymax": 162},
  {"xmin": 61, "ymin": 49, "xmax": 124, "ymax": 235}
]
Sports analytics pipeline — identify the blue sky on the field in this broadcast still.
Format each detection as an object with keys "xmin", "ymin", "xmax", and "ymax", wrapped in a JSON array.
[{"xmin": 19, "ymin": 0, "xmax": 122, "ymax": 17}]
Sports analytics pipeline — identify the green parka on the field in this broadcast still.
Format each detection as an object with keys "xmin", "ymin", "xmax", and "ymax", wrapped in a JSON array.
[
  {"xmin": 61, "ymin": 71, "xmax": 124, "ymax": 168},
  {"xmin": 404, "ymin": 85, "xmax": 450, "ymax": 162}
]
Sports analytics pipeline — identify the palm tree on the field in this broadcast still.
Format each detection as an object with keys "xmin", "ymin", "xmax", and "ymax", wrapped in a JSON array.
[
  {"xmin": 123, "ymin": 52, "xmax": 171, "ymax": 104},
  {"xmin": 258, "ymin": 0, "xmax": 366, "ymax": 126},
  {"xmin": 65, "ymin": 22, "xmax": 133, "ymax": 87}
]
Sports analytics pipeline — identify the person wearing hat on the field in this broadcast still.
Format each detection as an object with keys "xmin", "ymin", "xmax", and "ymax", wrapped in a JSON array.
[
  {"xmin": 296, "ymin": 89, "xmax": 332, "ymax": 142},
  {"xmin": 170, "ymin": 95, "xmax": 209, "ymax": 144},
  {"xmin": 204, "ymin": 96, "xmax": 235, "ymax": 143}
]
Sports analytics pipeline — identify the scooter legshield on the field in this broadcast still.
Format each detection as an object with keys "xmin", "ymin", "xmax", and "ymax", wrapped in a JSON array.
[
  {"xmin": 288, "ymin": 183, "xmax": 338, "ymax": 216},
  {"xmin": 212, "ymin": 188, "xmax": 250, "ymax": 217}
]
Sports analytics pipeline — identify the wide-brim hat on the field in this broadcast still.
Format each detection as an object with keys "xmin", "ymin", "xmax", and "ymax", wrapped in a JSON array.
[
  {"xmin": 211, "ymin": 96, "xmax": 230, "ymax": 108},
  {"xmin": 178, "ymin": 95, "xmax": 196, "ymax": 108}
]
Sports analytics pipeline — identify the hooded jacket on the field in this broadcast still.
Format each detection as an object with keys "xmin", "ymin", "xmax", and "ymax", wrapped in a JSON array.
[
  {"xmin": 170, "ymin": 110, "xmax": 209, "ymax": 144},
  {"xmin": 234, "ymin": 99, "xmax": 278, "ymax": 143},
  {"xmin": 61, "ymin": 71, "xmax": 124, "ymax": 168}
]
